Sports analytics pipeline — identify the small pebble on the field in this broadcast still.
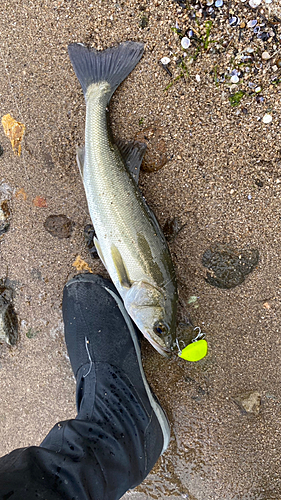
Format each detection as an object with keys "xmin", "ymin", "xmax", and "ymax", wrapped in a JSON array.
[
  {"xmin": 215, "ymin": 0, "xmax": 223, "ymax": 6},
  {"xmin": 206, "ymin": 0, "xmax": 214, "ymax": 5},
  {"xmin": 161, "ymin": 57, "xmax": 170, "ymax": 65},
  {"xmin": 262, "ymin": 51, "xmax": 271, "ymax": 60},
  {"xmin": 0, "ymin": 201, "xmax": 10, "ymax": 236},
  {"xmin": 181, "ymin": 37, "xmax": 190, "ymax": 49},
  {"xmin": 231, "ymin": 75, "xmax": 239, "ymax": 83},
  {"xmin": 258, "ymin": 32, "xmax": 270, "ymax": 41},
  {"xmin": 247, "ymin": 19, "xmax": 257, "ymax": 28},
  {"xmin": 272, "ymin": 65, "xmax": 278, "ymax": 72},
  {"xmin": 262, "ymin": 114, "xmax": 272, "ymax": 124},
  {"xmin": 256, "ymin": 95, "xmax": 264, "ymax": 103},
  {"xmin": 255, "ymin": 86, "xmax": 262, "ymax": 93},
  {"xmin": 195, "ymin": 74, "xmax": 201, "ymax": 82},
  {"xmin": 248, "ymin": 194, "xmax": 252, "ymax": 200},
  {"xmin": 249, "ymin": 0, "xmax": 261, "ymax": 7}
]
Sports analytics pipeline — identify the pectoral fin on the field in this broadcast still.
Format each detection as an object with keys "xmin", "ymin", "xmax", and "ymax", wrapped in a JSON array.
[
  {"xmin": 94, "ymin": 237, "xmax": 106, "ymax": 268},
  {"xmin": 111, "ymin": 244, "xmax": 131, "ymax": 288}
]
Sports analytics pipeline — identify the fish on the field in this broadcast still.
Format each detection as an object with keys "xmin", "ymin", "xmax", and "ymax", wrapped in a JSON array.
[{"xmin": 68, "ymin": 41, "xmax": 178, "ymax": 356}]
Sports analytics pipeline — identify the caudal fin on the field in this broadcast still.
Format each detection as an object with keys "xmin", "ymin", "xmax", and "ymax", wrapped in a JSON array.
[{"xmin": 68, "ymin": 41, "xmax": 144, "ymax": 100}]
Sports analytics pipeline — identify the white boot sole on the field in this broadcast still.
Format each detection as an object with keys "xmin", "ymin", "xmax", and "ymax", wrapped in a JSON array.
[{"xmin": 105, "ymin": 286, "xmax": 171, "ymax": 455}]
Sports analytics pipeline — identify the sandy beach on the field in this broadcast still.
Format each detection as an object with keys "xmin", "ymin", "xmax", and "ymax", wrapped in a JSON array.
[{"xmin": 0, "ymin": 0, "xmax": 280, "ymax": 498}]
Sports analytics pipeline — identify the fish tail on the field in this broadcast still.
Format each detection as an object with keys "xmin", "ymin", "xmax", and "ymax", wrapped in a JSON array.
[{"xmin": 68, "ymin": 41, "xmax": 144, "ymax": 100}]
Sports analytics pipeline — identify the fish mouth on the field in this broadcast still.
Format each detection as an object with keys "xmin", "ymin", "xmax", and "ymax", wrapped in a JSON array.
[{"xmin": 144, "ymin": 332, "xmax": 172, "ymax": 357}]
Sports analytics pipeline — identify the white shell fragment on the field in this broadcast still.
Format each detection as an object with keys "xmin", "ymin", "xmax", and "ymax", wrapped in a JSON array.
[
  {"xmin": 181, "ymin": 37, "xmax": 190, "ymax": 49},
  {"xmin": 161, "ymin": 57, "xmax": 171, "ymax": 65},
  {"xmin": 195, "ymin": 74, "xmax": 201, "ymax": 82},
  {"xmin": 231, "ymin": 75, "xmax": 239, "ymax": 83},
  {"xmin": 263, "ymin": 114, "xmax": 272, "ymax": 124},
  {"xmin": 229, "ymin": 16, "xmax": 240, "ymax": 26},
  {"xmin": 247, "ymin": 19, "xmax": 257, "ymax": 28},
  {"xmin": 249, "ymin": 0, "xmax": 261, "ymax": 7},
  {"xmin": 255, "ymin": 86, "xmax": 262, "ymax": 92},
  {"xmin": 215, "ymin": 0, "xmax": 223, "ymax": 6},
  {"xmin": 262, "ymin": 51, "xmax": 271, "ymax": 60},
  {"xmin": 206, "ymin": 0, "xmax": 214, "ymax": 4}
]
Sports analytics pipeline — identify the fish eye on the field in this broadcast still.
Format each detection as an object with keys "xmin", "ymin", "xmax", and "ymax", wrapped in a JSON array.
[{"xmin": 153, "ymin": 321, "xmax": 169, "ymax": 336}]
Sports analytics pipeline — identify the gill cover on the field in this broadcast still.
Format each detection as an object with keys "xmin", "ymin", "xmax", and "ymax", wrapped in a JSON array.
[{"xmin": 123, "ymin": 281, "xmax": 171, "ymax": 349}]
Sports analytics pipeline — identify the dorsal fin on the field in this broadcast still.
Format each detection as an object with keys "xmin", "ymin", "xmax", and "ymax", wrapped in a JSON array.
[{"xmin": 116, "ymin": 140, "xmax": 147, "ymax": 184}]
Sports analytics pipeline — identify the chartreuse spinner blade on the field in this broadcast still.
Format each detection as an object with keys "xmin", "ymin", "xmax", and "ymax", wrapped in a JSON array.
[{"xmin": 177, "ymin": 327, "xmax": 208, "ymax": 362}]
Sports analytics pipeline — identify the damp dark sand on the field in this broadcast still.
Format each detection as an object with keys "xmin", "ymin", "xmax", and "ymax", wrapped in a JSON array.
[{"xmin": 0, "ymin": 1, "xmax": 281, "ymax": 498}]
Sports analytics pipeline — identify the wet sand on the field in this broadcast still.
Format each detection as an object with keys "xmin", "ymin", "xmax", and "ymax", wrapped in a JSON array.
[{"xmin": 0, "ymin": 0, "xmax": 281, "ymax": 498}]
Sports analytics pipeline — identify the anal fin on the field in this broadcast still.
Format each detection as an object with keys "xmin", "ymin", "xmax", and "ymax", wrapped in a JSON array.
[{"xmin": 76, "ymin": 146, "xmax": 85, "ymax": 179}]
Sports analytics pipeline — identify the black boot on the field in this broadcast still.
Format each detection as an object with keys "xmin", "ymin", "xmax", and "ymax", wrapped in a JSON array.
[
  {"xmin": 61, "ymin": 273, "xmax": 170, "ymax": 498},
  {"xmin": 0, "ymin": 273, "xmax": 170, "ymax": 500}
]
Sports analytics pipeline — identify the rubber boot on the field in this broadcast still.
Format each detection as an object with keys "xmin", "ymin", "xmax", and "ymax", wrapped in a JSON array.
[
  {"xmin": 60, "ymin": 273, "xmax": 170, "ymax": 499},
  {"xmin": 0, "ymin": 273, "xmax": 170, "ymax": 500}
]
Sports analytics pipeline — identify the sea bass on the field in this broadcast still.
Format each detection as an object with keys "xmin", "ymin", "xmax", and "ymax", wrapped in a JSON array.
[{"xmin": 68, "ymin": 41, "xmax": 178, "ymax": 355}]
